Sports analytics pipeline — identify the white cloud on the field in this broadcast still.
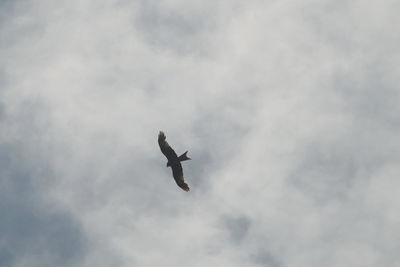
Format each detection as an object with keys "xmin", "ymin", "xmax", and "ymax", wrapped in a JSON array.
[{"xmin": 1, "ymin": 0, "xmax": 399, "ymax": 266}]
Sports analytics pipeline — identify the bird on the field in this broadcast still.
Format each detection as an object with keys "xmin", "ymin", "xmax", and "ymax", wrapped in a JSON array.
[{"xmin": 158, "ymin": 131, "xmax": 191, "ymax": 192}]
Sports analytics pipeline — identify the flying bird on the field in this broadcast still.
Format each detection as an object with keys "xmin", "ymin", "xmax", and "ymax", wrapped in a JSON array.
[{"xmin": 158, "ymin": 131, "xmax": 191, "ymax": 192}]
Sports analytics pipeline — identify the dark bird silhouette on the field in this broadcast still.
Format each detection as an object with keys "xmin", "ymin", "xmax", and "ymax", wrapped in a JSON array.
[{"xmin": 158, "ymin": 131, "xmax": 191, "ymax": 192}]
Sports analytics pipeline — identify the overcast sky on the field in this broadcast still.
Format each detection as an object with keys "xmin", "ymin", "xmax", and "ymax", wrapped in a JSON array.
[{"xmin": 1, "ymin": 0, "xmax": 400, "ymax": 266}]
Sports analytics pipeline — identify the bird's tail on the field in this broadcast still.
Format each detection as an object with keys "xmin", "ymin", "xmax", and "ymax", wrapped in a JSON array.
[{"xmin": 178, "ymin": 151, "xmax": 191, "ymax": 162}]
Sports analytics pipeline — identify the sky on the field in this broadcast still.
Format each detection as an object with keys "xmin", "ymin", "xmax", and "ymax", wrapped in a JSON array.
[{"xmin": 1, "ymin": 0, "xmax": 400, "ymax": 266}]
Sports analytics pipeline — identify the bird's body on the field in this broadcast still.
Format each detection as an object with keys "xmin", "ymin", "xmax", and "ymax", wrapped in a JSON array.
[{"xmin": 158, "ymin": 131, "xmax": 191, "ymax": 192}]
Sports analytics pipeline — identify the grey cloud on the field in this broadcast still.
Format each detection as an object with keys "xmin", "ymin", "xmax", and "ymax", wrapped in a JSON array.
[
  {"xmin": 134, "ymin": 1, "xmax": 218, "ymax": 55},
  {"xmin": 1, "ymin": 0, "xmax": 400, "ymax": 266},
  {"xmin": 221, "ymin": 214, "xmax": 251, "ymax": 244},
  {"xmin": 0, "ymin": 92, "xmax": 87, "ymax": 266},
  {"xmin": 0, "ymin": 142, "xmax": 87, "ymax": 267},
  {"xmin": 333, "ymin": 69, "xmax": 400, "ymax": 127},
  {"xmin": 288, "ymin": 139, "xmax": 370, "ymax": 203},
  {"xmin": 251, "ymin": 250, "xmax": 281, "ymax": 267}
]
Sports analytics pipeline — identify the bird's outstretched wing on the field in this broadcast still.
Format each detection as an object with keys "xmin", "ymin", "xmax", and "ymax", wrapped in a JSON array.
[
  {"xmin": 158, "ymin": 131, "xmax": 178, "ymax": 160},
  {"xmin": 171, "ymin": 163, "xmax": 190, "ymax": 192}
]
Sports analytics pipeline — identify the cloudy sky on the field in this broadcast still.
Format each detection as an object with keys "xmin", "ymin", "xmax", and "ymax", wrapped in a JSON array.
[{"xmin": 1, "ymin": 0, "xmax": 400, "ymax": 266}]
